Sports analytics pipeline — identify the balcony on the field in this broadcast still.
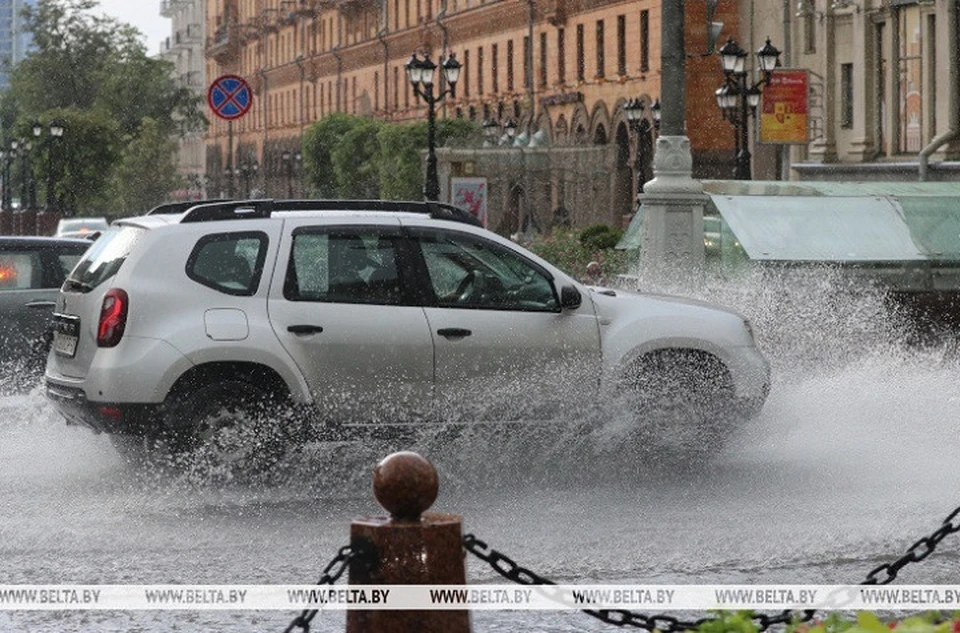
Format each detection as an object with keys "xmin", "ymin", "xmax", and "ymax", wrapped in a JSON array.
[{"xmin": 206, "ymin": 24, "xmax": 241, "ymax": 62}]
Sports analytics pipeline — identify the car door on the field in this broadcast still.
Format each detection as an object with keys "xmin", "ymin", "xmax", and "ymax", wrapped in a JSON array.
[
  {"xmin": 407, "ymin": 226, "xmax": 602, "ymax": 422},
  {"xmin": 266, "ymin": 218, "xmax": 436, "ymax": 427}
]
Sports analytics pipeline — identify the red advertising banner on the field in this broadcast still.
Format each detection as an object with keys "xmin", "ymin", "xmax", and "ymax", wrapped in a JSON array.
[{"xmin": 760, "ymin": 69, "xmax": 809, "ymax": 144}]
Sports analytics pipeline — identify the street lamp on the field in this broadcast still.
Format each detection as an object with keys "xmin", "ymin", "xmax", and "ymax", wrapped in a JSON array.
[
  {"xmin": 30, "ymin": 123, "xmax": 41, "ymax": 211},
  {"xmin": 623, "ymin": 97, "xmax": 658, "ymax": 193},
  {"xmin": 237, "ymin": 160, "xmax": 258, "ymax": 198},
  {"xmin": 406, "ymin": 51, "xmax": 461, "ymax": 200},
  {"xmin": 280, "ymin": 150, "xmax": 301, "ymax": 198},
  {"xmin": 715, "ymin": 37, "xmax": 781, "ymax": 180},
  {"xmin": 47, "ymin": 120, "xmax": 65, "ymax": 214}
]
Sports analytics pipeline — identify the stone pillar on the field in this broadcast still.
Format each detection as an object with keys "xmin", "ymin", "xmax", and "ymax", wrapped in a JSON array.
[
  {"xmin": 0, "ymin": 209, "xmax": 11, "ymax": 235},
  {"xmin": 638, "ymin": 136, "xmax": 707, "ymax": 278}
]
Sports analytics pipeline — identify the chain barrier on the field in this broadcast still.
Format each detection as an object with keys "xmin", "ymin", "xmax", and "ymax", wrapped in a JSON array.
[
  {"xmin": 463, "ymin": 502, "xmax": 960, "ymax": 632},
  {"xmin": 283, "ymin": 544, "xmax": 362, "ymax": 633}
]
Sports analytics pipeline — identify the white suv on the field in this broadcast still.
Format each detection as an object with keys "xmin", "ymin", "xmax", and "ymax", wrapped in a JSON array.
[{"xmin": 45, "ymin": 200, "xmax": 769, "ymax": 463}]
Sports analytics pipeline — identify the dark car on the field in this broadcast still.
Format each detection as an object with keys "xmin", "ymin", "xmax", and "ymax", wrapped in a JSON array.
[{"xmin": 0, "ymin": 237, "xmax": 91, "ymax": 390}]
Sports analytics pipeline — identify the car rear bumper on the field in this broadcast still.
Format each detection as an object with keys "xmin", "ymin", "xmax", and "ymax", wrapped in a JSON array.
[{"xmin": 45, "ymin": 380, "xmax": 160, "ymax": 435}]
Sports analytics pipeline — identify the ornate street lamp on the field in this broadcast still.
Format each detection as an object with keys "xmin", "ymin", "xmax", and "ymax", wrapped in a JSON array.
[
  {"xmin": 48, "ymin": 120, "xmax": 65, "ymax": 214},
  {"xmin": 624, "ymin": 97, "xmax": 657, "ymax": 193},
  {"xmin": 406, "ymin": 51, "xmax": 460, "ymax": 201},
  {"xmin": 715, "ymin": 37, "xmax": 780, "ymax": 180},
  {"xmin": 281, "ymin": 150, "xmax": 301, "ymax": 198}
]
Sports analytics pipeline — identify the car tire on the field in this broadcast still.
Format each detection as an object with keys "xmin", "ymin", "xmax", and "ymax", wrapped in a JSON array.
[
  {"xmin": 623, "ymin": 350, "xmax": 734, "ymax": 456},
  {"xmin": 161, "ymin": 379, "xmax": 291, "ymax": 478}
]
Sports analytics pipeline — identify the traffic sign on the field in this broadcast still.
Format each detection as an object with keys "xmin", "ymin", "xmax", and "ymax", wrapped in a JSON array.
[{"xmin": 208, "ymin": 74, "xmax": 253, "ymax": 121}]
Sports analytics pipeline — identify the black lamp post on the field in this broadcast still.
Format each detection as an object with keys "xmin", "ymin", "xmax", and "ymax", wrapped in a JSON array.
[
  {"xmin": 280, "ymin": 150, "xmax": 301, "ymax": 198},
  {"xmin": 715, "ymin": 37, "xmax": 781, "ymax": 180},
  {"xmin": 623, "ymin": 98, "xmax": 661, "ymax": 194},
  {"xmin": 30, "ymin": 123, "xmax": 41, "ymax": 211},
  {"xmin": 0, "ymin": 148, "xmax": 10, "ymax": 212},
  {"xmin": 19, "ymin": 139, "xmax": 32, "ymax": 212},
  {"xmin": 237, "ymin": 160, "xmax": 258, "ymax": 198},
  {"xmin": 406, "ymin": 51, "xmax": 461, "ymax": 201},
  {"xmin": 47, "ymin": 120, "xmax": 65, "ymax": 214}
]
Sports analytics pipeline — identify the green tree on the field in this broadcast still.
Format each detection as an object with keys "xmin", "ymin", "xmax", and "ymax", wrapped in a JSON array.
[
  {"xmin": 1, "ymin": 0, "xmax": 204, "ymax": 215},
  {"xmin": 103, "ymin": 117, "xmax": 182, "ymax": 214},
  {"xmin": 331, "ymin": 117, "xmax": 382, "ymax": 198},
  {"xmin": 302, "ymin": 113, "xmax": 366, "ymax": 197},
  {"xmin": 377, "ymin": 122, "xmax": 427, "ymax": 200}
]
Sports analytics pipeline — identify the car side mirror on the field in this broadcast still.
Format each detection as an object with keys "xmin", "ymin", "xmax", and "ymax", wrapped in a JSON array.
[{"xmin": 560, "ymin": 285, "xmax": 582, "ymax": 310}]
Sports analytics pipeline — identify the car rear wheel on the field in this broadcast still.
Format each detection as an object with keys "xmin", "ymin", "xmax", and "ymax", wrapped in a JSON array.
[
  {"xmin": 622, "ymin": 350, "xmax": 734, "ymax": 456},
  {"xmin": 161, "ymin": 380, "xmax": 292, "ymax": 479}
]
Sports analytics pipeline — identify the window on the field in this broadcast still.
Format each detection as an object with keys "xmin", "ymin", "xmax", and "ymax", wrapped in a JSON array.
[
  {"xmin": 478, "ymin": 46, "xmax": 484, "ymax": 95},
  {"xmin": 284, "ymin": 229, "xmax": 404, "ymax": 305},
  {"xmin": 540, "ymin": 32, "xmax": 548, "ymax": 87},
  {"xmin": 617, "ymin": 15, "xmax": 626, "ymax": 76},
  {"xmin": 492, "ymin": 43, "xmax": 499, "ymax": 93},
  {"xmin": 640, "ymin": 10, "xmax": 649, "ymax": 72},
  {"xmin": 523, "ymin": 36, "xmax": 531, "ymax": 88},
  {"xmin": 374, "ymin": 71, "xmax": 380, "ymax": 110},
  {"xmin": 68, "ymin": 227, "xmax": 146, "ymax": 292},
  {"xmin": 187, "ymin": 232, "xmax": 268, "ymax": 297},
  {"xmin": 898, "ymin": 4, "xmax": 925, "ymax": 152},
  {"xmin": 415, "ymin": 230, "xmax": 558, "ymax": 312},
  {"xmin": 507, "ymin": 40, "xmax": 514, "ymax": 91},
  {"xmin": 0, "ymin": 252, "xmax": 41, "ymax": 290},
  {"xmin": 394, "ymin": 66, "xmax": 400, "ymax": 108},
  {"xmin": 576, "ymin": 24, "xmax": 585, "ymax": 82},
  {"xmin": 841, "ymin": 63, "xmax": 854, "ymax": 128},
  {"xmin": 595, "ymin": 20, "xmax": 605, "ymax": 78},
  {"xmin": 557, "ymin": 28, "xmax": 566, "ymax": 83},
  {"xmin": 803, "ymin": 6, "xmax": 816, "ymax": 54},
  {"xmin": 464, "ymin": 49, "xmax": 470, "ymax": 96}
]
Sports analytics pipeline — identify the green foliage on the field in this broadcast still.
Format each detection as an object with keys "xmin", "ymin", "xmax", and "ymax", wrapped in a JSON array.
[
  {"xmin": 697, "ymin": 611, "xmax": 761, "ymax": 633},
  {"xmin": 377, "ymin": 122, "xmax": 427, "ymax": 200},
  {"xmin": 525, "ymin": 226, "xmax": 630, "ymax": 281},
  {"xmin": 330, "ymin": 117, "xmax": 383, "ymax": 198},
  {"xmin": 579, "ymin": 223, "xmax": 625, "ymax": 250},
  {"xmin": 785, "ymin": 612, "xmax": 960, "ymax": 633},
  {"xmin": 303, "ymin": 114, "xmax": 481, "ymax": 201},
  {"xmin": 101, "ymin": 117, "xmax": 182, "ymax": 214},
  {"xmin": 0, "ymin": 0, "xmax": 205, "ymax": 216},
  {"xmin": 302, "ymin": 113, "xmax": 365, "ymax": 197}
]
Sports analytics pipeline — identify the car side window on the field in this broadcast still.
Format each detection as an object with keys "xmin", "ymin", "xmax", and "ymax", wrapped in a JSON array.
[
  {"xmin": 186, "ymin": 232, "xmax": 267, "ymax": 296},
  {"xmin": 284, "ymin": 228, "xmax": 404, "ymax": 305},
  {"xmin": 415, "ymin": 231, "xmax": 559, "ymax": 312},
  {"xmin": 0, "ymin": 252, "xmax": 42, "ymax": 290}
]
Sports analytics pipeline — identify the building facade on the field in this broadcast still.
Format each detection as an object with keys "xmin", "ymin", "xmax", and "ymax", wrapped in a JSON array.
[
  {"xmin": 161, "ymin": 0, "xmax": 209, "ymax": 198},
  {"xmin": 204, "ymin": 0, "xmax": 750, "ymax": 232},
  {"xmin": 737, "ymin": 0, "xmax": 960, "ymax": 182},
  {"xmin": 0, "ymin": 0, "xmax": 35, "ymax": 90}
]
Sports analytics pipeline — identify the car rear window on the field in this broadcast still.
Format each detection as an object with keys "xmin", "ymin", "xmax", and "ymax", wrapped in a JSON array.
[{"xmin": 65, "ymin": 226, "xmax": 146, "ymax": 292}]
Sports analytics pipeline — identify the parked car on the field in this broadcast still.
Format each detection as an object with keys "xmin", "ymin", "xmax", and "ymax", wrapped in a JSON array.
[
  {"xmin": 54, "ymin": 217, "xmax": 109, "ymax": 239},
  {"xmin": 0, "ymin": 237, "xmax": 91, "ymax": 390},
  {"xmin": 44, "ymin": 200, "xmax": 770, "ymax": 466}
]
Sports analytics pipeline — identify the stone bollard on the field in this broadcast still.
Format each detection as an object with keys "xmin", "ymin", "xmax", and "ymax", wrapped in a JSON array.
[{"xmin": 346, "ymin": 451, "xmax": 470, "ymax": 633}]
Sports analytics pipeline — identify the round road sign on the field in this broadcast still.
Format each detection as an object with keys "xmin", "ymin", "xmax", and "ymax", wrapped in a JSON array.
[{"xmin": 208, "ymin": 74, "xmax": 253, "ymax": 121}]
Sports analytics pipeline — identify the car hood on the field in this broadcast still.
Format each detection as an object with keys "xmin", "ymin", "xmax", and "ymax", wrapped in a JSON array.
[{"xmin": 585, "ymin": 285, "xmax": 748, "ymax": 321}]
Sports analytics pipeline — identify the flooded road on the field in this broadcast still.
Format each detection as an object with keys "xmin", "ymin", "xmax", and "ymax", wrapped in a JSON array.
[{"xmin": 2, "ymin": 275, "xmax": 959, "ymax": 632}]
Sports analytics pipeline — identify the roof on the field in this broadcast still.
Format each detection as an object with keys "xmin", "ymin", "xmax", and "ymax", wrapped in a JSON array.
[{"xmin": 620, "ymin": 180, "xmax": 960, "ymax": 263}]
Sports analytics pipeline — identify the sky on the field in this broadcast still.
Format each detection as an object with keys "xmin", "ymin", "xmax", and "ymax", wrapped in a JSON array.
[{"xmin": 96, "ymin": 0, "xmax": 171, "ymax": 56}]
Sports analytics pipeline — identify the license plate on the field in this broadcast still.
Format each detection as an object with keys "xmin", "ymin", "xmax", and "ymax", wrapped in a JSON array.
[{"xmin": 52, "ymin": 314, "xmax": 80, "ymax": 358}]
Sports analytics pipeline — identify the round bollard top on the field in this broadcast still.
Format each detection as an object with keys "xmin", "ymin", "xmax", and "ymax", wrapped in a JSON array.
[{"xmin": 373, "ymin": 451, "xmax": 439, "ymax": 521}]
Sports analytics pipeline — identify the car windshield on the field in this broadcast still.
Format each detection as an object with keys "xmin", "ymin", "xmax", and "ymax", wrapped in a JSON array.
[
  {"xmin": 56, "ymin": 218, "xmax": 109, "ymax": 235},
  {"xmin": 65, "ymin": 226, "xmax": 146, "ymax": 292}
]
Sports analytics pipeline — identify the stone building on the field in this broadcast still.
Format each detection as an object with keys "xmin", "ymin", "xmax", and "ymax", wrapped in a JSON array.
[
  {"xmin": 203, "ymin": 0, "xmax": 754, "ymax": 233},
  {"xmin": 161, "ymin": 0, "xmax": 209, "ymax": 198},
  {"xmin": 738, "ymin": 0, "xmax": 960, "ymax": 182}
]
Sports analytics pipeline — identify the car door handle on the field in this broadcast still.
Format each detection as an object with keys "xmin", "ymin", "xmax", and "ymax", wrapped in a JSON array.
[
  {"xmin": 287, "ymin": 325, "xmax": 324, "ymax": 335},
  {"xmin": 25, "ymin": 301, "xmax": 56, "ymax": 310},
  {"xmin": 437, "ymin": 328, "xmax": 472, "ymax": 339}
]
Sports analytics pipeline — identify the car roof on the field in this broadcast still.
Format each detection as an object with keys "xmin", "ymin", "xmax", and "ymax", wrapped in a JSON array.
[{"xmin": 0, "ymin": 236, "xmax": 92, "ymax": 249}]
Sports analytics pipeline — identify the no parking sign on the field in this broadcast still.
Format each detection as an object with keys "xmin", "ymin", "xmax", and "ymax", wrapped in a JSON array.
[{"xmin": 207, "ymin": 74, "xmax": 253, "ymax": 120}]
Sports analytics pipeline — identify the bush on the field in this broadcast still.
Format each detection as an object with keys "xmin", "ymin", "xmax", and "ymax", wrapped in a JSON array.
[
  {"xmin": 525, "ymin": 227, "xmax": 631, "ymax": 282},
  {"xmin": 579, "ymin": 224, "xmax": 624, "ymax": 250}
]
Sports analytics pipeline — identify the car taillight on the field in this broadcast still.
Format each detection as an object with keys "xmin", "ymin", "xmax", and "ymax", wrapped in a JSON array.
[{"xmin": 97, "ymin": 289, "xmax": 129, "ymax": 348}]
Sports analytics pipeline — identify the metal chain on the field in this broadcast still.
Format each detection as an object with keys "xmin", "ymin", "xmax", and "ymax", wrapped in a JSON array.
[
  {"xmin": 464, "ymin": 503, "xmax": 960, "ymax": 632},
  {"xmin": 863, "ymin": 505, "xmax": 960, "ymax": 585},
  {"xmin": 283, "ymin": 545, "xmax": 357, "ymax": 633}
]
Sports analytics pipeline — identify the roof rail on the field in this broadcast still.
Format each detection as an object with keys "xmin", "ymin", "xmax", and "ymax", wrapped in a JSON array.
[
  {"xmin": 179, "ymin": 199, "xmax": 483, "ymax": 227},
  {"xmin": 146, "ymin": 199, "xmax": 233, "ymax": 215}
]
